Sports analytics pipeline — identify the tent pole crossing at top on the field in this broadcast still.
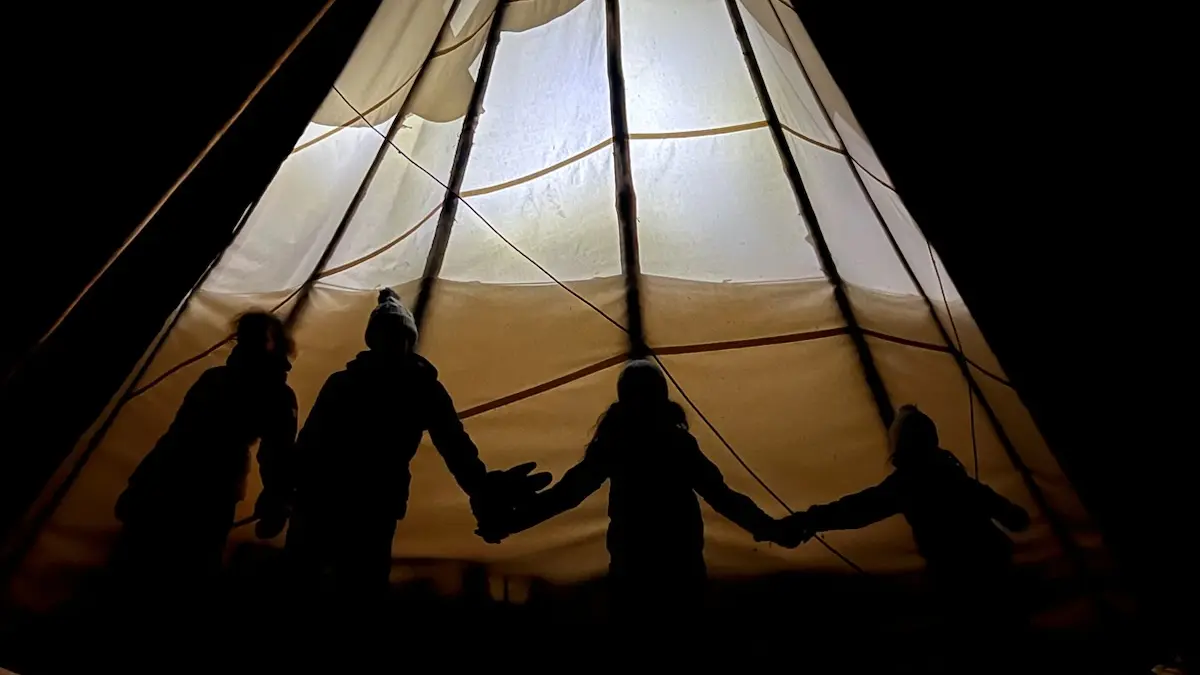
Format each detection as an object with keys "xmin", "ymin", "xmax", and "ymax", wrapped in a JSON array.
[{"xmin": 723, "ymin": 0, "xmax": 894, "ymax": 429}]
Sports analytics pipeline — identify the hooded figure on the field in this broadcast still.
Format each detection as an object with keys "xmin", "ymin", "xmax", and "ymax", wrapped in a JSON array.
[
  {"xmin": 769, "ymin": 405, "xmax": 1032, "ymax": 668},
  {"xmin": 286, "ymin": 289, "xmax": 545, "ymax": 600},
  {"xmin": 114, "ymin": 311, "xmax": 298, "ymax": 582},
  {"xmin": 483, "ymin": 360, "xmax": 776, "ymax": 624}
]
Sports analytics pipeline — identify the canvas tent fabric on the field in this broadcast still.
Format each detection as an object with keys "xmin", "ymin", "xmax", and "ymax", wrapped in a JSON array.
[{"xmin": 6, "ymin": 0, "xmax": 1104, "ymax": 613}]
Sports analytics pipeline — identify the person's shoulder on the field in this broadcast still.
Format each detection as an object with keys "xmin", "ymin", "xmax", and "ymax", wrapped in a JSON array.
[
  {"xmin": 666, "ymin": 425, "xmax": 702, "ymax": 452},
  {"xmin": 193, "ymin": 365, "xmax": 230, "ymax": 389},
  {"xmin": 411, "ymin": 354, "xmax": 440, "ymax": 379}
]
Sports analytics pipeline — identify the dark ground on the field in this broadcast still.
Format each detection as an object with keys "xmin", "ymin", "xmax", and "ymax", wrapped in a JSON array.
[
  {"xmin": 0, "ymin": 0, "xmax": 1190, "ymax": 670},
  {"xmin": 0, "ymin": 542, "xmax": 1153, "ymax": 673}
]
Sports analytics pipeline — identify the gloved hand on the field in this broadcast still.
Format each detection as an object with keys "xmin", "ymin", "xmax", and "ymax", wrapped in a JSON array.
[
  {"xmin": 472, "ymin": 462, "xmax": 551, "ymax": 544},
  {"xmin": 755, "ymin": 512, "xmax": 814, "ymax": 549},
  {"xmin": 253, "ymin": 491, "xmax": 290, "ymax": 539}
]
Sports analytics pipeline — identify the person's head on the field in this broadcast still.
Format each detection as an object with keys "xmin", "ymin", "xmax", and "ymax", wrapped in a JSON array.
[
  {"xmin": 617, "ymin": 359, "xmax": 670, "ymax": 408},
  {"xmin": 888, "ymin": 404, "xmax": 939, "ymax": 467},
  {"xmin": 595, "ymin": 359, "xmax": 687, "ymax": 437},
  {"xmin": 365, "ymin": 288, "xmax": 418, "ymax": 356},
  {"xmin": 233, "ymin": 311, "xmax": 293, "ymax": 366}
]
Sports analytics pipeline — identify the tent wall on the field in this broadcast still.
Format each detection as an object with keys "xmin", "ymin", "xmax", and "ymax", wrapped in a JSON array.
[{"xmin": 7, "ymin": 0, "xmax": 1103, "ymax": 614}]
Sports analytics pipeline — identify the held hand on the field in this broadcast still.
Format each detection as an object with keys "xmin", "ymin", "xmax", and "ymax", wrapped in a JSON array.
[
  {"xmin": 756, "ymin": 512, "xmax": 814, "ymax": 549},
  {"xmin": 472, "ymin": 462, "xmax": 551, "ymax": 544}
]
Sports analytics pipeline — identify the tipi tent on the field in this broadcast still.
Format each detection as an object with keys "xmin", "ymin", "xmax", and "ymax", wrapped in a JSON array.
[{"xmin": 7, "ymin": 0, "xmax": 1103, "ymax": 615}]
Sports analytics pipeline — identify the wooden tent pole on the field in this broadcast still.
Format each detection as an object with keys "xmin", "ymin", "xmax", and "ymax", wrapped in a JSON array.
[
  {"xmin": 287, "ymin": 0, "xmax": 466, "ymax": 329},
  {"xmin": 411, "ymin": 1, "xmax": 509, "ymax": 335},
  {"xmin": 603, "ymin": 0, "xmax": 647, "ymax": 358},
  {"xmin": 724, "ymin": 0, "xmax": 895, "ymax": 428}
]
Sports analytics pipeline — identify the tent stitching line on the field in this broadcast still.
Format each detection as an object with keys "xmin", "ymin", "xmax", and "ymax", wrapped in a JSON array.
[
  {"xmin": 291, "ymin": 4, "xmax": 499, "ymax": 154},
  {"xmin": 459, "ymin": 327, "xmax": 850, "ymax": 419},
  {"xmin": 126, "ymin": 306, "xmax": 1010, "ymax": 404}
]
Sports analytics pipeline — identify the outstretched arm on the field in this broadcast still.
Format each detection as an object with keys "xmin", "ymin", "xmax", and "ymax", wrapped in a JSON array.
[
  {"xmin": 688, "ymin": 439, "xmax": 775, "ymax": 539},
  {"xmin": 505, "ymin": 448, "xmax": 608, "ymax": 536},
  {"xmin": 974, "ymin": 481, "xmax": 1031, "ymax": 532},
  {"xmin": 805, "ymin": 474, "xmax": 903, "ymax": 532},
  {"xmin": 256, "ymin": 388, "xmax": 299, "ymax": 504},
  {"xmin": 426, "ymin": 380, "xmax": 489, "ymax": 496}
]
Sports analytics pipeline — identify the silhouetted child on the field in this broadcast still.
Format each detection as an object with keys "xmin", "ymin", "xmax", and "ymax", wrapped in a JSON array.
[
  {"xmin": 286, "ymin": 289, "xmax": 546, "ymax": 605},
  {"xmin": 485, "ymin": 359, "xmax": 776, "ymax": 627},
  {"xmin": 113, "ymin": 311, "xmax": 298, "ymax": 592},
  {"xmin": 771, "ymin": 404, "xmax": 1031, "ymax": 667}
]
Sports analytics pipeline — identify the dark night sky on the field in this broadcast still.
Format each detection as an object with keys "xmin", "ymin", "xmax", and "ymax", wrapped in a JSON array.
[{"xmin": 2, "ymin": 0, "xmax": 1188, "ymax": 645}]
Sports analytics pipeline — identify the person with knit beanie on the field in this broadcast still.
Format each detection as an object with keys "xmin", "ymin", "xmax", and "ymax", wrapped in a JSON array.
[{"xmin": 286, "ymin": 288, "xmax": 548, "ymax": 603}]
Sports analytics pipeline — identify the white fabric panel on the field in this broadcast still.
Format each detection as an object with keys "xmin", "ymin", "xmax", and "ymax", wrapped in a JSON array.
[
  {"xmin": 634, "ymin": 128, "xmax": 823, "ymax": 284},
  {"xmin": 205, "ymin": 105, "xmax": 389, "ymax": 294},
  {"xmin": 309, "ymin": 0, "xmax": 496, "ymax": 127},
  {"xmin": 859, "ymin": 170, "xmax": 1007, "ymax": 376},
  {"xmin": 782, "ymin": 136, "xmax": 945, "ymax": 346},
  {"xmin": 620, "ymin": 0, "xmax": 763, "ymax": 132},
  {"xmin": 770, "ymin": 2, "xmax": 892, "ymax": 186},
  {"xmin": 736, "ymin": 0, "xmax": 839, "ymax": 148},
  {"xmin": 435, "ymin": 0, "xmax": 618, "ymax": 285},
  {"xmin": 462, "ymin": 0, "xmax": 609, "ymax": 193},
  {"xmin": 318, "ymin": 116, "xmax": 462, "ymax": 289},
  {"xmin": 440, "ymin": 151, "xmax": 621, "ymax": 283},
  {"xmin": 787, "ymin": 138, "xmax": 915, "ymax": 295},
  {"xmin": 309, "ymin": 0, "xmax": 451, "ymax": 125}
]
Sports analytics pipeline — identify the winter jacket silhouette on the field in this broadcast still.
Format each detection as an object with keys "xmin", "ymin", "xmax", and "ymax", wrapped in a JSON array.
[
  {"xmin": 114, "ymin": 311, "xmax": 297, "ymax": 578},
  {"xmin": 286, "ymin": 289, "xmax": 547, "ymax": 597},
  {"xmin": 485, "ymin": 359, "xmax": 775, "ymax": 617}
]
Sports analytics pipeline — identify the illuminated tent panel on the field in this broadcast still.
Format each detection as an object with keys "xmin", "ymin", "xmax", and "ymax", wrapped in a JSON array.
[{"xmin": 8, "ymin": 0, "xmax": 1101, "ymax": 614}]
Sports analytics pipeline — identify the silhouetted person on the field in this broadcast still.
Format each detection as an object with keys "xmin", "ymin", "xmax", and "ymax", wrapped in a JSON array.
[
  {"xmin": 484, "ymin": 359, "xmax": 776, "ymax": 630},
  {"xmin": 112, "ymin": 311, "xmax": 297, "ymax": 598},
  {"xmin": 771, "ymin": 404, "xmax": 1031, "ymax": 670},
  {"xmin": 286, "ymin": 289, "xmax": 546, "ymax": 606}
]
